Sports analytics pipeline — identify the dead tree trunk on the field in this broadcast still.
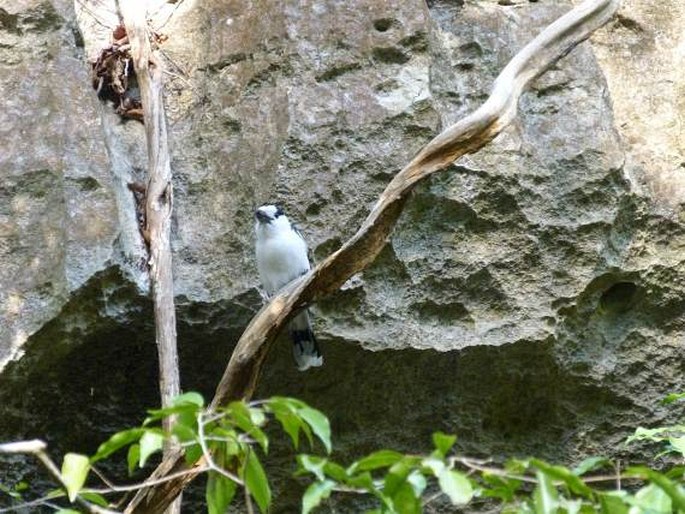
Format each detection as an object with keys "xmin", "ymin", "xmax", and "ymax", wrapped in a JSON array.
[
  {"xmin": 118, "ymin": 2, "xmax": 181, "ymax": 514},
  {"xmin": 124, "ymin": 0, "xmax": 621, "ymax": 512}
]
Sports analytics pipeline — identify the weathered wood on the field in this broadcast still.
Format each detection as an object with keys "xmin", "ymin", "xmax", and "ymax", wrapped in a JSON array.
[
  {"xmin": 124, "ymin": 1, "xmax": 620, "ymax": 512},
  {"xmin": 119, "ymin": 2, "xmax": 181, "ymax": 514},
  {"xmin": 119, "ymin": 1, "xmax": 179, "ymax": 435}
]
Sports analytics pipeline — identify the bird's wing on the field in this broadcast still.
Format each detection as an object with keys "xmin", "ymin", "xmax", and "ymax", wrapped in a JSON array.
[
  {"xmin": 291, "ymin": 223, "xmax": 306, "ymax": 245},
  {"xmin": 291, "ymin": 223, "xmax": 314, "ymax": 266}
]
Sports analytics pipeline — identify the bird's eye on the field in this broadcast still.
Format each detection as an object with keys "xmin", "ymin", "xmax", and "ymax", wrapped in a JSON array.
[{"xmin": 274, "ymin": 207, "xmax": 284, "ymax": 218}]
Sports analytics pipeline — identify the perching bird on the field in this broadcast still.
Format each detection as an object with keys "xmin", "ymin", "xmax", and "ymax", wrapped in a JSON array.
[{"xmin": 254, "ymin": 204, "xmax": 323, "ymax": 371}]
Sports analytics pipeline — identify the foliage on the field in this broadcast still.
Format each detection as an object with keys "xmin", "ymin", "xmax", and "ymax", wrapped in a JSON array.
[{"xmin": 3, "ymin": 394, "xmax": 685, "ymax": 513}]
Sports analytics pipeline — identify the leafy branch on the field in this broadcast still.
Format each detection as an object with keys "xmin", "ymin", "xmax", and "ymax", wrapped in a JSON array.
[{"xmin": 4, "ymin": 393, "xmax": 685, "ymax": 513}]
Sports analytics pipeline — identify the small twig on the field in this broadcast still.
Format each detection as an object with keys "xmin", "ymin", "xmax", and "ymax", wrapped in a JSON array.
[
  {"xmin": 0, "ymin": 491, "xmax": 67, "ymax": 513},
  {"xmin": 244, "ymin": 481, "xmax": 255, "ymax": 514},
  {"xmin": 75, "ymin": 0, "xmax": 116, "ymax": 30},
  {"xmin": 152, "ymin": 0, "xmax": 186, "ymax": 32},
  {"xmin": 452, "ymin": 456, "xmax": 639, "ymax": 487},
  {"xmin": 421, "ymin": 490, "xmax": 445, "ymax": 508},
  {"xmin": 83, "ymin": 465, "xmax": 211, "ymax": 495},
  {"xmin": 454, "ymin": 457, "xmax": 538, "ymax": 485},
  {"xmin": 0, "ymin": 439, "xmax": 119, "ymax": 514},
  {"xmin": 197, "ymin": 412, "xmax": 244, "ymax": 486},
  {"xmin": 0, "ymin": 440, "xmax": 47, "ymax": 454},
  {"xmin": 91, "ymin": 465, "xmax": 119, "ymax": 490}
]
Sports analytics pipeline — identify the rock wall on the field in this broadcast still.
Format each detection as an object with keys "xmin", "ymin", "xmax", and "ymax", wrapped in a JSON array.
[{"xmin": 1, "ymin": 0, "xmax": 685, "ymax": 511}]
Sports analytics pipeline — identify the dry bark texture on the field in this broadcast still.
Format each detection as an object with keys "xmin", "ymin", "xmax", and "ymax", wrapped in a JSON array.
[{"xmin": 1, "ymin": 0, "xmax": 685, "ymax": 512}]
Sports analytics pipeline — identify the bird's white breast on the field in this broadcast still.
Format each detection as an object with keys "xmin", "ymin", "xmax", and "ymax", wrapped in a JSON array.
[{"xmin": 256, "ymin": 228, "xmax": 310, "ymax": 296}]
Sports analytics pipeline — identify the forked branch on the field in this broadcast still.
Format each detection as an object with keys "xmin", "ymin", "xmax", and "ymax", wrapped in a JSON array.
[{"xmin": 125, "ymin": 1, "xmax": 620, "ymax": 512}]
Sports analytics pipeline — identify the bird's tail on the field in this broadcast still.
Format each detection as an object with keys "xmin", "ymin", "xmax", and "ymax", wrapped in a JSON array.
[{"xmin": 288, "ymin": 310, "xmax": 323, "ymax": 371}]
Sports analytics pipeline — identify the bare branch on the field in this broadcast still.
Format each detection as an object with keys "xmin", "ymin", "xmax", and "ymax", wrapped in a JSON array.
[
  {"xmin": 118, "ymin": 0, "xmax": 180, "ymax": 426},
  {"xmin": 0, "ymin": 439, "xmax": 47, "ymax": 454},
  {"xmin": 0, "ymin": 440, "xmax": 119, "ymax": 514},
  {"xmin": 124, "ymin": 1, "xmax": 620, "ymax": 512},
  {"xmin": 118, "ymin": 3, "xmax": 181, "ymax": 514},
  {"xmin": 83, "ymin": 466, "xmax": 212, "ymax": 494}
]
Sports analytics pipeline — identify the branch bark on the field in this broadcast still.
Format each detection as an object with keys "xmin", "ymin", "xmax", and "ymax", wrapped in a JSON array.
[
  {"xmin": 118, "ymin": 2, "xmax": 179, "ymax": 437},
  {"xmin": 124, "ymin": 0, "xmax": 620, "ymax": 512},
  {"xmin": 117, "ymin": 2, "xmax": 181, "ymax": 514}
]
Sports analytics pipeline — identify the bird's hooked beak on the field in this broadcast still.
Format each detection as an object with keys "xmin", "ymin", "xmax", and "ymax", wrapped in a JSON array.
[{"xmin": 255, "ymin": 209, "xmax": 271, "ymax": 224}]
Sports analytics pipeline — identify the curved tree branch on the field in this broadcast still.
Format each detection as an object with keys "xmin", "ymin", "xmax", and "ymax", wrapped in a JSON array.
[
  {"xmin": 125, "ymin": 1, "xmax": 621, "ymax": 512},
  {"xmin": 210, "ymin": 0, "xmax": 621, "ymax": 409}
]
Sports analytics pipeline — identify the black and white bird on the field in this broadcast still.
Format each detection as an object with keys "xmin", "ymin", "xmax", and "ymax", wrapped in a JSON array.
[{"xmin": 254, "ymin": 204, "xmax": 323, "ymax": 371}]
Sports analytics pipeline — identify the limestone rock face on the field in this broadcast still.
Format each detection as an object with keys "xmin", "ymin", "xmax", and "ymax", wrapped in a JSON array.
[{"xmin": 1, "ymin": 0, "xmax": 685, "ymax": 510}]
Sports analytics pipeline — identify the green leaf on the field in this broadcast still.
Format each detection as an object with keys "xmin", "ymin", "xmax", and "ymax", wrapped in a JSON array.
[
  {"xmin": 533, "ymin": 470, "xmax": 558, "ymax": 514},
  {"xmin": 143, "ymin": 404, "xmax": 200, "ymax": 427},
  {"xmin": 172, "ymin": 422, "xmax": 198, "ymax": 444},
  {"xmin": 348, "ymin": 450, "xmax": 403, "ymax": 473},
  {"xmin": 530, "ymin": 459, "xmax": 593, "ymax": 498},
  {"xmin": 46, "ymin": 488, "xmax": 64, "ymax": 498},
  {"xmin": 208, "ymin": 427, "xmax": 241, "ymax": 459},
  {"xmin": 406, "ymin": 470, "xmax": 427, "ymax": 497},
  {"xmin": 271, "ymin": 407, "xmax": 304, "ymax": 449},
  {"xmin": 438, "ymin": 469, "xmax": 473, "ymax": 505},
  {"xmin": 392, "ymin": 481, "xmax": 421, "ymax": 514},
  {"xmin": 143, "ymin": 392, "xmax": 203, "ymax": 427},
  {"xmin": 299, "ymin": 407, "xmax": 332, "ymax": 454},
  {"xmin": 173, "ymin": 391, "xmax": 205, "ymax": 407},
  {"xmin": 626, "ymin": 483, "xmax": 671, "ymax": 514},
  {"xmin": 206, "ymin": 470, "xmax": 237, "ymax": 514},
  {"xmin": 665, "ymin": 465, "xmax": 685, "ymax": 480},
  {"xmin": 80, "ymin": 491, "xmax": 108, "ymax": 507},
  {"xmin": 573, "ymin": 456, "xmax": 610, "ymax": 476},
  {"xmin": 384, "ymin": 459, "xmax": 414, "ymax": 498},
  {"xmin": 184, "ymin": 443, "xmax": 203, "ymax": 466},
  {"xmin": 61, "ymin": 453, "xmax": 90, "ymax": 502},
  {"xmin": 662, "ymin": 392, "xmax": 685, "ymax": 405},
  {"xmin": 229, "ymin": 401, "xmax": 254, "ymax": 429},
  {"xmin": 91, "ymin": 428, "xmax": 145, "ymax": 462},
  {"xmin": 243, "ymin": 450, "xmax": 271, "ymax": 513},
  {"xmin": 628, "ymin": 466, "xmax": 685, "ymax": 510},
  {"xmin": 481, "ymin": 473, "xmax": 522, "ymax": 502},
  {"xmin": 55, "ymin": 510, "xmax": 81, "ymax": 514},
  {"xmin": 0, "ymin": 482, "xmax": 22, "ymax": 500},
  {"xmin": 139, "ymin": 430, "xmax": 164, "ymax": 467},
  {"xmin": 267, "ymin": 396, "xmax": 312, "ymax": 449},
  {"xmin": 323, "ymin": 461, "xmax": 349, "ymax": 482},
  {"xmin": 267, "ymin": 396, "xmax": 307, "ymax": 410},
  {"xmin": 346, "ymin": 471, "xmax": 375, "ymax": 491},
  {"xmin": 625, "ymin": 426, "xmax": 685, "ymax": 445},
  {"xmin": 302, "ymin": 480, "xmax": 335, "ymax": 514},
  {"xmin": 669, "ymin": 436, "xmax": 685, "ymax": 457},
  {"xmin": 249, "ymin": 407, "xmax": 267, "ymax": 427},
  {"xmin": 432, "ymin": 432, "xmax": 457, "ymax": 457},
  {"xmin": 421, "ymin": 456, "xmax": 446, "ymax": 477},
  {"xmin": 600, "ymin": 492, "xmax": 629, "ymax": 514},
  {"xmin": 298, "ymin": 455, "xmax": 327, "ymax": 481},
  {"xmin": 558, "ymin": 497, "xmax": 582, "ymax": 514},
  {"xmin": 127, "ymin": 444, "xmax": 140, "ymax": 475}
]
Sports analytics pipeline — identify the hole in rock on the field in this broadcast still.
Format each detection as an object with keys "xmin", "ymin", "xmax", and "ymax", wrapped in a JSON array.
[{"xmin": 599, "ymin": 281, "xmax": 638, "ymax": 314}]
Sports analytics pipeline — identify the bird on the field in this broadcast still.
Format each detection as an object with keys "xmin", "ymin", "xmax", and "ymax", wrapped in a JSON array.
[{"xmin": 254, "ymin": 204, "xmax": 323, "ymax": 371}]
